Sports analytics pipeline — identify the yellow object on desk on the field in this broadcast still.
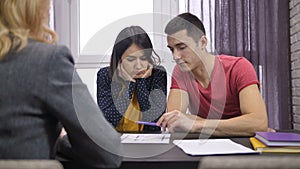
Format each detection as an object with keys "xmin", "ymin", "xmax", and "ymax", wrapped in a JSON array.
[{"xmin": 250, "ymin": 137, "xmax": 300, "ymax": 153}]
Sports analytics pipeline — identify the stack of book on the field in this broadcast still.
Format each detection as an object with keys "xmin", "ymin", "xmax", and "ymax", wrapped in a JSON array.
[{"xmin": 250, "ymin": 131, "xmax": 300, "ymax": 153}]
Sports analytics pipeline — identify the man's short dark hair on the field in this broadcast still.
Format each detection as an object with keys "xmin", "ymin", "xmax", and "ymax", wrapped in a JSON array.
[{"xmin": 164, "ymin": 13, "xmax": 206, "ymax": 43}]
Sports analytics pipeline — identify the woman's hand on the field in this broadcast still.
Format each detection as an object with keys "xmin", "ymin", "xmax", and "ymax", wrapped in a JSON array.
[
  {"xmin": 134, "ymin": 64, "xmax": 153, "ymax": 79},
  {"xmin": 117, "ymin": 63, "xmax": 136, "ymax": 82}
]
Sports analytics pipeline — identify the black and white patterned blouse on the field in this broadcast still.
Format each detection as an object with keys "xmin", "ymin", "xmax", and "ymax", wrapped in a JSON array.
[{"xmin": 97, "ymin": 66, "xmax": 167, "ymax": 132}]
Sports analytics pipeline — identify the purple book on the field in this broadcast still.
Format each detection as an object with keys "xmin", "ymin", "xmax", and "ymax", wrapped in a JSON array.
[{"xmin": 255, "ymin": 132, "xmax": 300, "ymax": 147}]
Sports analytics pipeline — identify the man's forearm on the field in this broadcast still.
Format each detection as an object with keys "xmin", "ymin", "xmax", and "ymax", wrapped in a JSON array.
[{"xmin": 192, "ymin": 114, "xmax": 268, "ymax": 137}]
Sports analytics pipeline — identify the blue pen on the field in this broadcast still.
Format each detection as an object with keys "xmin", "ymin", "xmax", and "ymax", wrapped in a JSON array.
[{"xmin": 136, "ymin": 121, "xmax": 160, "ymax": 127}]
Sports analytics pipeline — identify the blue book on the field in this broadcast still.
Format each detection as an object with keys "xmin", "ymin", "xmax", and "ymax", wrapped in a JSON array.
[{"xmin": 255, "ymin": 132, "xmax": 300, "ymax": 147}]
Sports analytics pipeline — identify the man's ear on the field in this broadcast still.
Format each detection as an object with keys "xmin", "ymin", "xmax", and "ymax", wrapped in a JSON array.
[{"xmin": 199, "ymin": 35, "xmax": 208, "ymax": 49}]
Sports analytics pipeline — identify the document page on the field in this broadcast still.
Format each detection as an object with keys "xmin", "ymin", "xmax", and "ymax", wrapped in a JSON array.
[
  {"xmin": 121, "ymin": 133, "xmax": 170, "ymax": 144},
  {"xmin": 173, "ymin": 139, "xmax": 258, "ymax": 155}
]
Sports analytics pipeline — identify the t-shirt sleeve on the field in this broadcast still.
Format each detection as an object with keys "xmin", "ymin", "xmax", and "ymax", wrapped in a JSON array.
[
  {"xmin": 170, "ymin": 65, "xmax": 188, "ymax": 91},
  {"xmin": 232, "ymin": 57, "xmax": 259, "ymax": 92}
]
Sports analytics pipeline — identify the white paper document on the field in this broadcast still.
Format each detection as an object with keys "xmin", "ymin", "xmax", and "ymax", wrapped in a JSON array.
[
  {"xmin": 121, "ymin": 133, "xmax": 170, "ymax": 144},
  {"xmin": 173, "ymin": 139, "xmax": 258, "ymax": 156}
]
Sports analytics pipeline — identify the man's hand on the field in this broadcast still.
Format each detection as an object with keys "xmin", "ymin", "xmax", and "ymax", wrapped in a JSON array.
[{"xmin": 157, "ymin": 110, "xmax": 199, "ymax": 133}]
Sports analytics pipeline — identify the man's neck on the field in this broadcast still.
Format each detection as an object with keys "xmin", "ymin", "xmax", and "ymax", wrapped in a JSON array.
[{"xmin": 192, "ymin": 54, "xmax": 216, "ymax": 89}]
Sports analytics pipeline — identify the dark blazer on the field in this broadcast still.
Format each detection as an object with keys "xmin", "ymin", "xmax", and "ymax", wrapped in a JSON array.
[
  {"xmin": 0, "ymin": 39, "xmax": 122, "ymax": 168},
  {"xmin": 97, "ymin": 66, "xmax": 167, "ymax": 131}
]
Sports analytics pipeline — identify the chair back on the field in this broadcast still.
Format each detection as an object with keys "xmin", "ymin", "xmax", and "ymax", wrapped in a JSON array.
[
  {"xmin": 199, "ymin": 156, "xmax": 300, "ymax": 169},
  {"xmin": 0, "ymin": 160, "xmax": 63, "ymax": 169}
]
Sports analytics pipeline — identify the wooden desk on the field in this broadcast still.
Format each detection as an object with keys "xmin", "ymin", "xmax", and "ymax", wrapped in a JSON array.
[{"xmin": 60, "ymin": 132, "xmax": 299, "ymax": 169}]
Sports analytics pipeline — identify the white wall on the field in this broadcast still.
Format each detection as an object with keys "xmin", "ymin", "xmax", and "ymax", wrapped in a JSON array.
[{"xmin": 76, "ymin": 68, "xmax": 100, "ymax": 102}]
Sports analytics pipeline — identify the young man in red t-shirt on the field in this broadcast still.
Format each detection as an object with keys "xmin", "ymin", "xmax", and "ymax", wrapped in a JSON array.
[{"xmin": 157, "ymin": 13, "xmax": 268, "ymax": 136}]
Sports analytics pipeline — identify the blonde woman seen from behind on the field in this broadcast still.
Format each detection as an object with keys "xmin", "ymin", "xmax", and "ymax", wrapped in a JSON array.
[{"xmin": 0, "ymin": 0, "xmax": 123, "ymax": 168}]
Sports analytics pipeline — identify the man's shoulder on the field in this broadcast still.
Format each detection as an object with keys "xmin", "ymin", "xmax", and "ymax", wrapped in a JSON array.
[
  {"xmin": 218, "ymin": 55, "xmax": 250, "ymax": 67},
  {"xmin": 218, "ymin": 54, "xmax": 245, "ymax": 62}
]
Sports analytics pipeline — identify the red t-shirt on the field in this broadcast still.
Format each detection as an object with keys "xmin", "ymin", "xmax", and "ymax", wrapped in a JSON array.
[{"xmin": 171, "ymin": 55, "xmax": 259, "ymax": 119}]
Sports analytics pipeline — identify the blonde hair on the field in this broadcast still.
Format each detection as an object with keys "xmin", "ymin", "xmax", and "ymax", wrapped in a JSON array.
[{"xmin": 0, "ymin": 0, "xmax": 57, "ymax": 59}]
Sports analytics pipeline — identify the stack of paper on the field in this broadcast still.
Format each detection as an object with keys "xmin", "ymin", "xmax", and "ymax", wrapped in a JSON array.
[
  {"xmin": 173, "ymin": 139, "xmax": 258, "ymax": 156},
  {"xmin": 121, "ymin": 133, "xmax": 170, "ymax": 144}
]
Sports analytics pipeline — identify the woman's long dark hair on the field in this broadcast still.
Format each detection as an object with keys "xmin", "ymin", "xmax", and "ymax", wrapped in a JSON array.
[{"xmin": 109, "ymin": 26, "xmax": 160, "ymax": 79}]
